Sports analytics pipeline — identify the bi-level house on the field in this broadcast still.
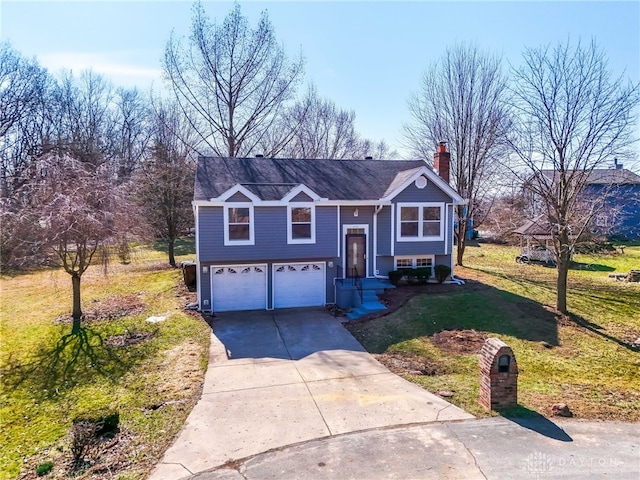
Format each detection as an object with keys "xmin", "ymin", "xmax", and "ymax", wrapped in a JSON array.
[{"xmin": 193, "ymin": 144, "xmax": 465, "ymax": 314}]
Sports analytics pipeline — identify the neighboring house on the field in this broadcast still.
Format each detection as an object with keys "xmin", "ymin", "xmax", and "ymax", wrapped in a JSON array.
[
  {"xmin": 527, "ymin": 162, "xmax": 640, "ymax": 241},
  {"xmin": 580, "ymin": 163, "xmax": 640, "ymax": 240},
  {"xmin": 193, "ymin": 145, "xmax": 465, "ymax": 313}
]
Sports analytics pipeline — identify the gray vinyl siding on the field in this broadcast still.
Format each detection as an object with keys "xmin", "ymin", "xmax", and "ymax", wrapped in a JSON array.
[
  {"xmin": 376, "ymin": 205, "xmax": 392, "ymax": 256},
  {"xmin": 393, "ymin": 181, "xmax": 451, "ymax": 203},
  {"xmin": 291, "ymin": 192, "xmax": 313, "ymax": 202},
  {"xmin": 375, "ymin": 256, "xmax": 394, "ymax": 276},
  {"xmin": 392, "ymin": 184, "xmax": 455, "ymax": 257},
  {"xmin": 390, "ymin": 182, "xmax": 453, "ymax": 255},
  {"xmin": 228, "ymin": 192, "xmax": 252, "ymax": 202},
  {"xmin": 394, "ymin": 203, "xmax": 453, "ymax": 256},
  {"xmin": 198, "ymin": 205, "xmax": 337, "ymax": 262}
]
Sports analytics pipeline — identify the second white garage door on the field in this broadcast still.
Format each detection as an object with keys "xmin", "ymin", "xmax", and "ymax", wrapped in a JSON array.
[
  {"xmin": 211, "ymin": 264, "xmax": 267, "ymax": 312},
  {"xmin": 273, "ymin": 262, "xmax": 326, "ymax": 309}
]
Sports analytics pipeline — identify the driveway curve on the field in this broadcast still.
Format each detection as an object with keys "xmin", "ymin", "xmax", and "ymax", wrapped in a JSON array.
[{"xmin": 149, "ymin": 308, "xmax": 473, "ymax": 480}]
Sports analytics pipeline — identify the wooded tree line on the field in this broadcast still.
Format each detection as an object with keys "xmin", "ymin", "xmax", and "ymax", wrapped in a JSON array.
[{"xmin": 1, "ymin": 2, "xmax": 638, "ymax": 321}]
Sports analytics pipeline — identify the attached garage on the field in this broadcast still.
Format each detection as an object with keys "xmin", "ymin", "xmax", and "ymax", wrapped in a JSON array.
[
  {"xmin": 211, "ymin": 264, "xmax": 267, "ymax": 312},
  {"xmin": 273, "ymin": 262, "xmax": 326, "ymax": 308}
]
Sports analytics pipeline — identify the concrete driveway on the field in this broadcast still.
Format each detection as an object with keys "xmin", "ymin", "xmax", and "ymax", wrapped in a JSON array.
[{"xmin": 149, "ymin": 308, "xmax": 473, "ymax": 480}]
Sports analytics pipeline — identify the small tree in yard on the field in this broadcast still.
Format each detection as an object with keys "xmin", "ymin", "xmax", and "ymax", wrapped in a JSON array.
[
  {"xmin": 26, "ymin": 153, "xmax": 127, "ymax": 331},
  {"xmin": 510, "ymin": 39, "xmax": 640, "ymax": 314},
  {"xmin": 135, "ymin": 100, "xmax": 195, "ymax": 267},
  {"xmin": 404, "ymin": 43, "xmax": 511, "ymax": 266},
  {"xmin": 135, "ymin": 145, "xmax": 194, "ymax": 267}
]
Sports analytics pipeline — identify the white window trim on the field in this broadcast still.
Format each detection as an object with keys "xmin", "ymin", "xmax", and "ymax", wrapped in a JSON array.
[
  {"xmin": 396, "ymin": 202, "xmax": 444, "ymax": 242},
  {"xmin": 394, "ymin": 255, "xmax": 435, "ymax": 273},
  {"xmin": 223, "ymin": 203, "xmax": 255, "ymax": 246},
  {"xmin": 287, "ymin": 203, "xmax": 316, "ymax": 244},
  {"xmin": 342, "ymin": 224, "xmax": 369, "ymax": 278}
]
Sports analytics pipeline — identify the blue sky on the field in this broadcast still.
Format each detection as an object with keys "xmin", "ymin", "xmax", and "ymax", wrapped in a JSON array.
[{"xmin": 1, "ymin": 1, "xmax": 639, "ymax": 160}]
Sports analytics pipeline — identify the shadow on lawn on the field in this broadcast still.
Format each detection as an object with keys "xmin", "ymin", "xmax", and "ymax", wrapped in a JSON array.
[
  {"xmin": 569, "ymin": 262, "xmax": 616, "ymax": 272},
  {"xmin": 1, "ymin": 326, "xmax": 152, "ymax": 400},
  {"xmin": 360, "ymin": 282, "xmax": 563, "ymax": 351},
  {"xmin": 567, "ymin": 312, "xmax": 640, "ymax": 353}
]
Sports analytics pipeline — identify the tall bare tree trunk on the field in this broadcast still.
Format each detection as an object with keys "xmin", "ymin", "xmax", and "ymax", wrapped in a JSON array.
[
  {"xmin": 556, "ymin": 255, "xmax": 570, "ymax": 314},
  {"xmin": 168, "ymin": 238, "xmax": 176, "ymax": 268},
  {"xmin": 71, "ymin": 273, "xmax": 82, "ymax": 333},
  {"xmin": 456, "ymin": 205, "xmax": 468, "ymax": 266}
]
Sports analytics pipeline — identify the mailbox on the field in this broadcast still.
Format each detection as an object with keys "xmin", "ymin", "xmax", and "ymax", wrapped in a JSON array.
[{"xmin": 478, "ymin": 338, "xmax": 518, "ymax": 410}]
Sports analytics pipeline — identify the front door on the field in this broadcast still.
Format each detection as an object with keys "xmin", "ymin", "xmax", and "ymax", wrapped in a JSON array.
[{"xmin": 346, "ymin": 234, "xmax": 366, "ymax": 278}]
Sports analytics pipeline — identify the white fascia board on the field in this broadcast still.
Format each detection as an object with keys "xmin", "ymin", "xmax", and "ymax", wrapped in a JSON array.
[
  {"xmin": 281, "ymin": 183, "xmax": 324, "ymax": 202},
  {"xmin": 194, "ymin": 200, "xmax": 289, "ymax": 207},
  {"xmin": 213, "ymin": 184, "xmax": 262, "ymax": 203},
  {"xmin": 319, "ymin": 200, "xmax": 392, "ymax": 206},
  {"xmin": 195, "ymin": 199, "xmax": 393, "ymax": 207},
  {"xmin": 381, "ymin": 166, "xmax": 466, "ymax": 205}
]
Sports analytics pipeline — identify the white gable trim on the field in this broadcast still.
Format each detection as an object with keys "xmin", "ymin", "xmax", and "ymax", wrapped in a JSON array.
[
  {"xmin": 381, "ymin": 166, "xmax": 466, "ymax": 205},
  {"xmin": 281, "ymin": 184, "xmax": 325, "ymax": 202},
  {"xmin": 213, "ymin": 184, "xmax": 261, "ymax": 203}
]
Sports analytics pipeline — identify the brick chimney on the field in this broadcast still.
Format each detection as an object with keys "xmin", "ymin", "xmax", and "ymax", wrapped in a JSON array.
[{"xmin": 433, "ymin": 141, "xmax": 450, "ymax": 183}]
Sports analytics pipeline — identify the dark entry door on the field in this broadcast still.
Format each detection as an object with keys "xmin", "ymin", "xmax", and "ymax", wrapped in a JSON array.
[{"xmin": 346, "ymin": 234, "xmax": 366, "ymax": 277}]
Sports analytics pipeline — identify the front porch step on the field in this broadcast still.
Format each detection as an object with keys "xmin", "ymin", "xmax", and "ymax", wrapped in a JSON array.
[
  {"xmin": 337, "ymin": 277, "xmax": 394, "ymax": 320},
  {"xmin": 359, "ymin": 278, "xmax": 395, "ymax": 294},
  {"xmin": 346, "ymin": 299, "xmax": 387, "ymax": 321}
]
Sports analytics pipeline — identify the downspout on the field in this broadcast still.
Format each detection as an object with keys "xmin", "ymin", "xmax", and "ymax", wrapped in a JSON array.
[
  {"xmin": 194, "ymin": 203, "xmax": 202, "ymax": 310},
  {"xmin": 445, "ymin": 203, "xmax": 452, "ymax": 256},
  {"xmin": 334, "ymin": 205, "xmax": 341, "ymax": 307},
  {"xmin": 390, "ymin": 203, "xmax": 395, "ymax": 257}
]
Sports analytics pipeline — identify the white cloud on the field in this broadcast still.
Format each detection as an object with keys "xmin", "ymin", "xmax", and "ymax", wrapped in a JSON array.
[{"xmin": 38, "ymin": 52, "xmax": 162, "ymax": 89}]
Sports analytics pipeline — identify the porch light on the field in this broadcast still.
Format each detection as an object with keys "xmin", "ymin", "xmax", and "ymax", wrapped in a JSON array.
[{"xmin": 354, "ymin": 208, "xmax": 359, "ymax": 217}]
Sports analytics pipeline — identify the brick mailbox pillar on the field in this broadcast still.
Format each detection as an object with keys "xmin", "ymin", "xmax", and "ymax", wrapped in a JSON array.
[{"xmin": 479, "ymin": 338, "xmax": 518, "ymax": 410}]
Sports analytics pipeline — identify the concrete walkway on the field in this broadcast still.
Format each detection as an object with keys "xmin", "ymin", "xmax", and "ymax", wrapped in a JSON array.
[
  {"xmin": 148, "ymin": 308, "xmax": 472, "ymax": 480},
  {"xmin": 187, "ymin": 417, "xmax": 640, "ymax": 479}
]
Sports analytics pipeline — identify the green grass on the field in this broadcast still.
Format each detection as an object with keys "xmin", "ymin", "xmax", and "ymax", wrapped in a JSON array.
[
  {"xmin": 348, "ymin": 244, "xmax": 640, "ymax": 420},
  {"xmin": 0, "ymin": 239, "xmax": 209, "ymax": 480}
]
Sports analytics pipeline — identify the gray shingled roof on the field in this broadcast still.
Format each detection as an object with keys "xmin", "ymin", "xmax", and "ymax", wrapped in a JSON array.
[
  {"xmin": 513, "ymin": 217, "xmax": 554, "ymax": 236},
  {"xmin": 539, "ymin": 168, "xmax": 640, "ymax": 185},
  {"xmin": 194, "ymin": 157, "xmax": 432, "ymax": 201}
]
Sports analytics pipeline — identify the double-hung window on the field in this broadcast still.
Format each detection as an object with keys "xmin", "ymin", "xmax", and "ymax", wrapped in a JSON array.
[
  {"xmin": 397, "ymin": 203, "xmax": 444, "ymax": 241},
  {"xmin": 287, "ymin": 204, "xmax": 315, "ymax": 244},
  {"xmin": 224, "ymin": 204, "xmax": 254, "ymax": 245}
]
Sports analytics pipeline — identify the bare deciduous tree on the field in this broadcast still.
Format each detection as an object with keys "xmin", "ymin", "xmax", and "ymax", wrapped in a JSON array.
[
  {"xmin": 510, "ymin": 39, "xmax": 640, "ymax": 314},
  {"xmin": 135, "ymin": 100, "xmax": 195, "ymax": 267},
  {"xmin": 26, "ymin": 152, "xmax": 127, "ymax": 331},
  {"xmin": 273, "ymin": 87, "xmax": 396, "ymax": 159},
  {"xmin": 163, "ymin": 2, "xmax": 304, "ymax": 157},
  {"xmin": 404, "ymin": 43, "xmax": 511, "ymax": 266},
  {"xmin": 0, "ymin": 42, "xmax": 50, "ymax": 198},
  {"xmin": 50, "ymin": 70, "xmax": 116, "ymax": 167},
  {"xmin": 110, "ymin": 87, "xmax": 151, "ymax": 181}
]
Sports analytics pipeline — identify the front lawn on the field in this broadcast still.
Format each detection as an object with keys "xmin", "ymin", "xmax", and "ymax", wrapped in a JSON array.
[
  {"xmin": 347, "ymin": 244, "xmax": 640, "ymax": 420},
  {"xmin": 0, "ymin": 240, "xmax": 209, "ymax": 480}
]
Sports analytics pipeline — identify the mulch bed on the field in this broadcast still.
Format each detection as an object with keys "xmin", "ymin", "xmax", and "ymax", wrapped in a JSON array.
[
  {"xmin": 374, "ymin": 352, "xmax": 447, "ymax": 376},
  {"xmin": 55, "ymin": 295, "xmax": 147, "ymax": 324},
  {"xmin": 431, "ymin": 329, "xmax": 487, "ymax": 354}
]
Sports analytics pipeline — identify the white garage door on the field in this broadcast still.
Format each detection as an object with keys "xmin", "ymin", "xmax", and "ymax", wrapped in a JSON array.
[
  {"xmin": 211, "ymin": 264, "xmax": 267, "ymax": 312},
  {"xmin": 273, "ymin": 262, "xmax": 325, "ymax": 309}
]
